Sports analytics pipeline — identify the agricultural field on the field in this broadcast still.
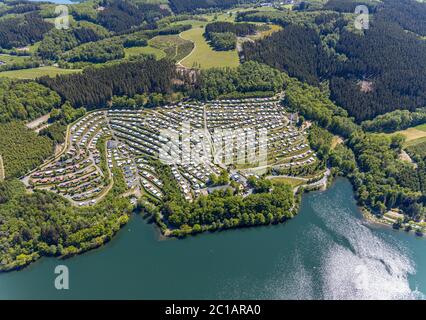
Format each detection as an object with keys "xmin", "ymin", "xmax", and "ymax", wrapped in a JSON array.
[
  {"xmin": 394, "ymin": 124, "xmax": 426, "ymax": 147},
  {"xmin": 0, "ymin": 54, "xmax": 30, "ymax": 64},
  {"xmin": 124, "ymin": 46, "xmax": 166, "ymax": 60},
  {"xmin": 268, "ymin": 176, "xmax": 305, "ymax": 187},
  {"xmin": 174, "ymin": 6, "xmax": 280, "ymax": 69},
  {"xmin": 0, "ymin": 66, "xmax": 81, "ymax": 79},
  {"xmin": 179, "ymin": 26, "xmax": 240, "ymax": 69}
]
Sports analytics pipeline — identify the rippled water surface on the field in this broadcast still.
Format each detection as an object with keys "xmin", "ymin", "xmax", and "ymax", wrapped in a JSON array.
[{"xmin": 0, "ymin": 179, "xmax": 424, "ymax": 299}]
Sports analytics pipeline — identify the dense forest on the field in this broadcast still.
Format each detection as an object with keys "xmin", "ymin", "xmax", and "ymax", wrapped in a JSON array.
[
  {"xmin": 96, "ymin": 0, "xmax": 169, "ymax": 33},
  {"xmin": 206, "ymin": 32, "xmax": 237, "ymax": 51},
  {"xmin": 169, "ymin": 0, "xmax": 258, "ymax": 13},
  {"xmin": 61, "ymin": 39, "xmax": 125, "ymax": 63},
  {"xmin": 330, "ymin": 13, "xmax": 426, "ymax": 121},
  {"xmin": 379, "ymin": 0, "xmax": 426, "ymax": 37},
  {"xmin": 284, "ymin": 75, "xmax": 425, "ymax": 221},
  {"xmin": 241, "ymin": 0, "xmax": 426, "ymax": 121},
  {"xmin": 0, "ymin": 12, "xmax": 52, "ymax": 49},
  {"xmin": 0, "ymin": 122, "xmax": 53, "ymax": 178},
  {"xmin": 0, "ymin": 175, "xmax": 132, "ymax": 271},
  {"xmin": 323, "ymin": 0, "xmax": 379, "ymax": 13},
  {"xmin": 362, "ymin": 109, "xmax": 426, "ymax": 133},
  {"xmin": 38, "ymin": 57, "xmax": 177, "ymax": 108},
  {"xmin": 37, "ymin": 25, "xmax": 107, "ymax": 61},
  {"xmin": 0, "ymin": 1, "xmax": 40, "ymax": 16},
  {"xmin": 242, "ymin": 24, "xmax": 333, "ymax": 85},
  {"xmin": 141, "ymin": 161, "xmax": 295, "ymax": 237},
  {"xmin": 192, "ymin": 61, "xmax": 285, "ymax": 100},
  {"xmin": 40, "ymin": 102, "xmax": 86, "ymax": 144},
  {"xmin": 0, "ymin": 79, "xmax": 61, "ymax": 123},
  {"xmin": 205, "ymin": 21, "xmax": 258, "ymax": 36}
]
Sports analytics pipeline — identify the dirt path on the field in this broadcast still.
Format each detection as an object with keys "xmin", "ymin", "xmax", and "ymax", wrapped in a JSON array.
[
  {"xmin": 0, "ymin": 154, "xmax": 4, "ymax": 181},
  {"xmin": 399, "ymin": 150, "xmax": 416, "ymax": 167},
  {"xmin": 26, "ymin": 113, "xmax": 50, "ymax": 130}
]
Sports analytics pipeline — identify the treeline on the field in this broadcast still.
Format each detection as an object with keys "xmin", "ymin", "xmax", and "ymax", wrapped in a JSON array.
[
  {"xmin": 0, "ymin": 12, "xmax": 52, "ymax": 49},
  {"xmin": 0, "ymin": 79, "xmax": 61, "ymax": 123},
  {"xmin": 192, "ymin": 61, "xmax": 285, "ymax": 100},
  {"xmin": 61, "ymin": 39, "xmax": 124, "ymax": 63},
  {"xmin": 0, "ymin": 122, "xmax": 53, "ymax": 178},
  {"xmin": 242, "ymin": 24, "xmax": 334, "ymax": 85},
  {"xmin": 205, "ymin": 21, "xmax": 257, "ymax": 51},
  {"xmin": 361, "ymin": 109, "xmax": 426, "ymax": 133},
  {"xmin": 205, "ymin": 21, "xmax": 258, "ymax": 36},
  {"xmin": 122, "ymin": 23, "xmax": 192, "ymax": 48},
  {"xmin": 380, "ymin": 0, "xmax": 426, "ymax": 36},
  {"xmin": 323, "ymin": 0, "xmax": 379, "ymax": 13},
  {"xmin": 111, "ymin": 92, "xmax": 185, "ymax": 109},
  {"xmin": 406, "ymin": 142, "xmax": 426, "ymax": 201},
  {"xmin": 38, "ymin": 57, "xmax": 177, "ymax": 108},
  {"xmin": 40, "ymin": 102, "xmax": 86, "ymax": 144},
  {"xmin": 283, "ymin": 76, "xmax": 359, "ymax": 139},
  {"xmin": 169, "ymin": 0, "xmax": 258, "ymax": 13},
  {"xmin": 206, "ymin": 32, "xmax": 237, "ymax": 51},
  {"xmin": 0, "ymin": 57, "xmax": 40, "ymax": 73},
  {"xmin": 96, "ymin": 0, "xmax": 169, "ymax": 33},
  {"xmin": 0, "ymin": 2, "xmax": 40, "ymax": 16},
  {"xmin": 236, "ymin": 8, "xmax": 337, "ymax": 29},
  {"xmin": 0, "ymin": 177, "xmax": 132, "ymax": 271},
  {"xmin": 241, "ymin": 1, "xmax": 426, "ymax": 121},
  {"xmin": 37, "ymin": 26, "xmax": 107, "ymax": 61}
]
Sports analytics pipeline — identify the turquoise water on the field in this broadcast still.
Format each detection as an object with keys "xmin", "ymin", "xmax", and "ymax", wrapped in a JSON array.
[{"xmin": 0, "ymin": 179, "xmax": 424, "ymax": 299}]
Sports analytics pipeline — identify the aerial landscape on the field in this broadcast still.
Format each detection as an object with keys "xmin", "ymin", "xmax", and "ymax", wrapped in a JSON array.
[{"xmin": 0, "ymin": 0, "xmax": 425, "ymax": 302}]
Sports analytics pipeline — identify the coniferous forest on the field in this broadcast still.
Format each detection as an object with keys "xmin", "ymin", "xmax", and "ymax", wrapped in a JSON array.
[
  {"xmin": 38, "ymin": 57, "xmax": 177, "ymax": 108},
  {"xmin": 241, "ymin": 0, "xmax": 426, "ymax": 122},
  {"xmin": 0, "ymin": 12, "xmax": 53, "ymax": 49}
]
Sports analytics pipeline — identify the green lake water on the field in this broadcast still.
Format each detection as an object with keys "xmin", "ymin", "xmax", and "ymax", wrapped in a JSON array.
[{"xmin": 0, "ymin": 179, "xmax": 425, "ymax": 299}]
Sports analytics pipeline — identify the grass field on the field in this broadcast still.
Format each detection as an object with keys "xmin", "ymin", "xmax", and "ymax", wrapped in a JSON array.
[
  {"xmin": 269, "ymin": 177, "xmax": 305, "ymax": 187},
  {"xmin": 175, "ymin": 6, "xmax": 280, "ymax": 69},
  {"xmin": 391, "ymin": 124, "xmax": 426, "ymax": 147},
  {"xmin": 0, "ymin": 66, "xmax": 81, "ymax": 79},
  {"xmin": 203, "ymin": 5, "xmax": 279, "ymax": 22},
  {"xmin": 0, "ymin": 54, "xmax": 30, "ymax": 64},
  {"xmin": 124, "ymin": 46, "xmax": 166, "ymax": 60},
  {"xmin": 179, "ymin": 26, "xmax": 240, "ymax": 69},
  {"xmin": 28, "ymin": 42, "xmax": 41, "ymax": 53},
  {"xmin": 405, "ymin": 136, "xmax": 426, "ymax": 147},
  {"xmin": 149, "ymin": 35, "xmax": 194, "ymax": 61},
  {"xmin": 249, "ymin": 24, "xmax": 282, "ymax": 40}
]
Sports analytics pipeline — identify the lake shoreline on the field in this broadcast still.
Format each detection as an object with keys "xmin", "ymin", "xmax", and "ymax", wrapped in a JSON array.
[
  {"xmin": 361, "ymin": 207, "xmax": 425, "ymax": 238},
  {"xmin": 1, "ymin": 178, "xmax": 425, "ymax": 299}
]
